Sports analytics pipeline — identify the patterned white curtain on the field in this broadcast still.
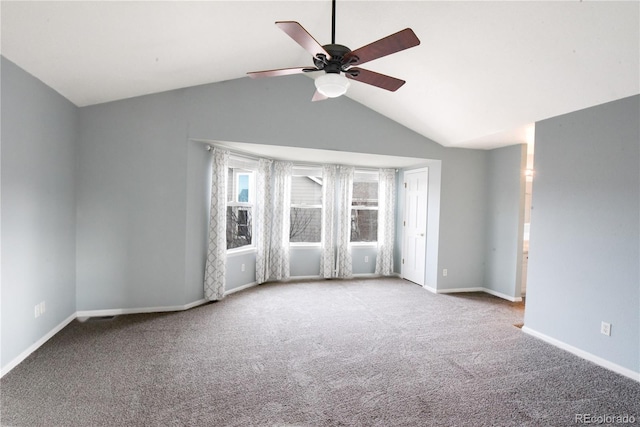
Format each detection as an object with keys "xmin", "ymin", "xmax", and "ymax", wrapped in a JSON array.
[
  {"xmin": 204, "ymin": 148, "xmax": 229, "ymax": 301},
  {"xmin": 255, "ymin": 160, "xmax": 292, "ymax": 283},
  {"xmin": 255, "ymin": 159, "xmax": 273, "ymax": 284},
  {"xmin": 375, "ymin": 168, "xmax": 396, "ymax": 276},
  {"xmin": 320, "ymin": 165, "xmax": 337, "ymax": 278},
  {"xmin": 336, "ymin": 166, "xmax": 354, "ymax": 278},
  {"xmin": 269, "ymin": 161, "xmax": 293, "ymax": 281}
]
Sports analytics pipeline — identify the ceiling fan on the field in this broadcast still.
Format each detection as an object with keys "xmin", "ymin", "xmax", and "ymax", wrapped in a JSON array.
[{"xmin": 247, "ymin": 0, "xmax": 420, "ymax": 101}]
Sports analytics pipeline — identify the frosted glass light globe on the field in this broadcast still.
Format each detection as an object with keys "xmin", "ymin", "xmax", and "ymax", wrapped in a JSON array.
[{"xmin": 314, "ymin": 73, "xmax": 350, "ymax": 98}]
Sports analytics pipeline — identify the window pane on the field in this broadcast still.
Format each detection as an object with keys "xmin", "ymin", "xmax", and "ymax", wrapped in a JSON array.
[
  {"xmin": 290, "ymin": 207, "xmax": 322, "ymax": 243},
  {"xmin": 227, "ymin": 206, "xmax": 252, "ymax": 249},
  {"xmin": 227, "ymin": 168, "xmax": 253, "ymax": 203},
  {"xmin": 352, "ymin": 181, "xmax": 378, "ymax": 207},
  {"xmin": 351, "ymin": 209, "xmax": 378, "ymax": 242},
  {"xmin": 237, "ymin": 174, "xmax": 249, "ymax": 202},
  {"xmin": 291, "ymin": 176, "xmax": 322, "ymax": 205}
]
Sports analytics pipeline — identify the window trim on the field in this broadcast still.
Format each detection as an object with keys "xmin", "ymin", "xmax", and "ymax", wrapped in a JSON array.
[
  {"xmin": 227, "ymin": 246, "xmax": 257, "ymax": 256},
  {"xmin": 350, "ymin": 241, "xmax": 377, "ymax": 248},
  {"xmin": 290, "ymin": 241, "xmax": 322, "ymax": 248}
]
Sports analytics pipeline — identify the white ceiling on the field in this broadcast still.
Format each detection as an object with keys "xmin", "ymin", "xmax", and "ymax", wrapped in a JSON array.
[{"xmin": 1, "ymin": 1, "xmax": 638, "ymax": 149}]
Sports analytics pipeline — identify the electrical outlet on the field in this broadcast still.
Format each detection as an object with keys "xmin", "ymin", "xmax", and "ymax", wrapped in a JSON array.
[
  {"xmin": 241, "ymin": 264, "xmax": 245, "ymax": 272},
  {"xmin": 443, "ymin": 269, "xmax": 448, "ymax": 277},
  {"xmin": 601, "ymin": 321, "xmax": 611, "ymax": 336},
  {"xmin": 364, "ymin": 256, "xmax": 369, "ymax": 263}
]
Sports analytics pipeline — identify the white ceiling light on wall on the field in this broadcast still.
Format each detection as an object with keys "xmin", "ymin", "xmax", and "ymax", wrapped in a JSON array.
[{"xmin": 314, "ymin": 73, "xmax": 350, "ymax": 98}]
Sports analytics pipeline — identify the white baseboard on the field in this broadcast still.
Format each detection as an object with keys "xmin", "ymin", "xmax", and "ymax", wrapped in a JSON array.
[
  {"xmin": 76, "ymin": 299, "xmax": 208, "ymax": 319},
  {"xmin": 482, "ymin": 288, "xmax": 523, "ymax": 302},
  {"xmin": 183, "ymin": 298, "xmax": 209, "ymax": 310},
  {"xmin": 352, "ymin": 273, "xmax": 381, "ymax": 279},
  {"xmin": 422, "ymin": 285, "xmax": 522, "ymax": 302},
  {"xmin": 429, "ymin": 286, "xmax": 484, "ymax": 294},
  {"xmin": 1, "ymin": 313, "xmax": 76, "ymax": 378},
  {"xmin": 224, "ymin": 281, "xmax": 258, "ymax": 296},
  {"xmin": 423, "ymin": 285, "xmax": 437, "ymax": 293},
  {"xmin": 3, "ymin": 299, "xmax": 210, "ymax": 377},
  {"xmin": 522, "ymin": 326, "xmax": 640, "ymax": 383},
  {"xmin": 223, "ymin": 274, "xmax": 400, "ymax": 294},
  {"xmin": 284, "ymin": 275, "xmax": 322, "ymax": 281},
  {"xmin": 283, "ymin": 273, "xmax": 401, "ymax": 281},
  {"xmin": 352, "ymin": 273, "xmax": 402, "ymax": 279}
]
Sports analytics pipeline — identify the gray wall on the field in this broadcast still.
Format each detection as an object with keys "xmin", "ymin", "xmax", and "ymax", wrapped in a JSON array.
[
  {"xmin": 77, "ymin": 74, "xmax": 490, "ymax": 310},
  {"xmin": 185, "ymin": 140, "xmax": 212, "ymax": 302},
  {"xmin": 484, "ymin": 144, "xmax": 526, "ymax": 298},
  {"xmin": 1, "ymin": 57, "xmax": 78, "ymax": 368},
  {"xmin": 436, "ymin": 149, "xmax": 488, "ymax": 290},
  {"xmin": 524, "ymin": 95, "xmax": 639, "ymax": 373},
  {"xmin": 77, "ymin": 90, "xmax": 190, "ymax": 310}
]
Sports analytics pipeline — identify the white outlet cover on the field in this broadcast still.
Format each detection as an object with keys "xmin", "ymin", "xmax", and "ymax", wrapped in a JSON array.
[{"xmin": 601, "ymin": 322, "xmax": 611, "ymax": 336}]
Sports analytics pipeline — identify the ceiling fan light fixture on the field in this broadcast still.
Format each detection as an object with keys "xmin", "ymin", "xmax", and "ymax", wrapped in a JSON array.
[{"xmin": 315, "ymin": 73, "xmax": 350, "ymax": 98}]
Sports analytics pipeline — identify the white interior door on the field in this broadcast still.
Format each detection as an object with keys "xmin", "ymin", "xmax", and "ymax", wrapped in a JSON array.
[{"xmin": 402, "ymin": 169, "xmax": 428, "ymax": 286}]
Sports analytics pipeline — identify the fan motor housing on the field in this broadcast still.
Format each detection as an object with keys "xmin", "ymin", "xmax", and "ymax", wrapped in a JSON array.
[{"xmin": 314, "ymin": 44, "xmax": 355, "ymax": 73}]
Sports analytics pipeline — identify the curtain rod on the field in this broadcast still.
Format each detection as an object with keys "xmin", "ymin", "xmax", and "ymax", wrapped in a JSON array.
[
  {"xmin": 206, "ymin": 143, "xmax": 398, "ymax": 173},
  {"xmin": 207, "ymin": 144, "xmax": 262, "ymax": 163}
]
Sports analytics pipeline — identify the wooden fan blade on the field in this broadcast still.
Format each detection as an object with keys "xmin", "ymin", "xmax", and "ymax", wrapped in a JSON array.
[
  {"xmin": 346, "ymin": 68, "xmax": 406, "ymax": 92},
  {"xmin": 247, "ymin": 67, "xmax": 315, "ymax": 78},
  {"xmin": 312, "ymin": 90, "xmax": 328, "ymax": 102},
  {"xmin": 276, "ymin": 21, "xmax": 332, "ymax": 60},
  {"xmin": 344, "ymin": 28, "xmax": 420, "ymax": 66}
]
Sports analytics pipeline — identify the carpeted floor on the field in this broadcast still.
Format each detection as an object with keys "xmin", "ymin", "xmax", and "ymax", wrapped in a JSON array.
[{"xmin": 1, "ymin": 278, "xmax": 639, "ymax": 426}]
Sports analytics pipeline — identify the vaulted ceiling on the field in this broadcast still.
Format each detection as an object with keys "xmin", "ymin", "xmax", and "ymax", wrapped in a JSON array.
[{"xmin": 1, "ymin": 1, "xmax": 638, "ymax": 149}]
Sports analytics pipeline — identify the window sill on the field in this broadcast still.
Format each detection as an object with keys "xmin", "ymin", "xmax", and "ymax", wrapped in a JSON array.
[
  {"xmin": 290, "ymin": 243, "xmax": 321, "ymax": 249},
  {"xmin": 227, "ymin": 247, "xmax": 256, "ymax": 257},
  {"xmin": 350, "ymin": 242, "xmax": 378, "ymax": 248}
]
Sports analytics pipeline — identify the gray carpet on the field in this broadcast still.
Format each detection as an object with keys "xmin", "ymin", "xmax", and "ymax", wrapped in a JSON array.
[{"xmin": 2, "ymin": 278, "xmax": 639, "ymax": 426}]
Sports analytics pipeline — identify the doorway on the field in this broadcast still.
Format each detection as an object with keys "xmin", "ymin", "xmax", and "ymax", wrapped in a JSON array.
[
  {"xmin": 521, "ymin": 134, "xmax": 535, "ymax": 297},
  {"xmin": 402, "ymin": 168, "xmax": 428, "ymax": 286}
]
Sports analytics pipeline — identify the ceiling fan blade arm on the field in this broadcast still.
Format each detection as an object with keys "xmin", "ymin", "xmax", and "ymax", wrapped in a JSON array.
[
  {"xmin": 346, "ymin": 67, "xmax": 406, "ymax": 92},
  {"xmin": 247, "ymin": 67, "xmax": 312, "ymax": 78},
  {"xmin": 312, "ymin": 90, "xmax": 329, "ymax": 102},
  {"xmin": 344, "ymin": 28, "xmax": 420, "ymax": 66},
  {"xmin": 275, "ymin": 21, "xmax": 332, "ymax": 60}
]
